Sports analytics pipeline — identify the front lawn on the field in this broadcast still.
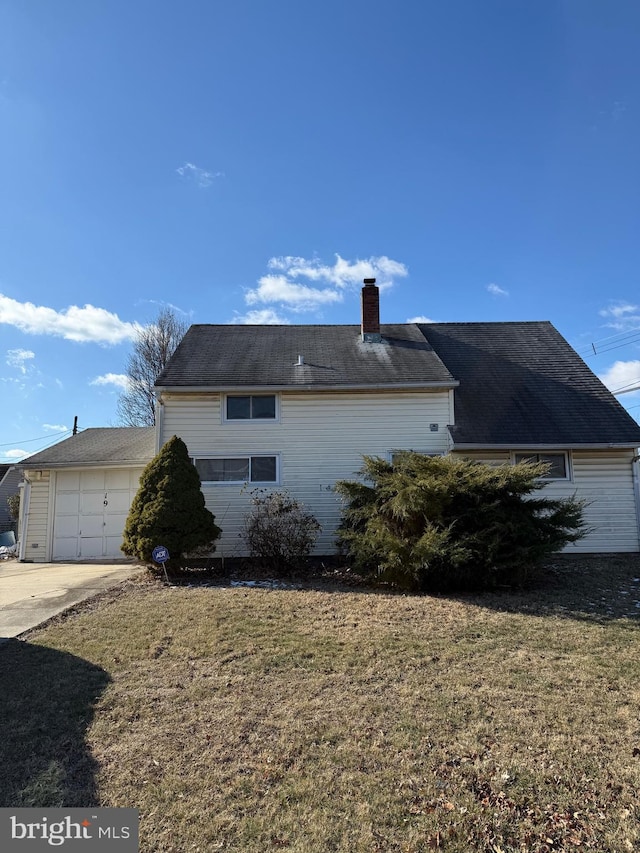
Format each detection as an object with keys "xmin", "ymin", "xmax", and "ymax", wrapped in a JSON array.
[{"xmin": 1, "ymin": 557, "xmax": 639, "ymax": 852}]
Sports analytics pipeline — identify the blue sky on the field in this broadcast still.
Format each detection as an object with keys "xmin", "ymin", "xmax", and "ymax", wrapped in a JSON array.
[{"xmin": 1, "ymin": 0, "xmax": 640, "ymax": 462}]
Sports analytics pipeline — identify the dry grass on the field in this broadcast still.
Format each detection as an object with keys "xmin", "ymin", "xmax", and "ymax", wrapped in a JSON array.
[{"xmin": 1, "ymin": 557, "xmax": 640, "ymax": 852}]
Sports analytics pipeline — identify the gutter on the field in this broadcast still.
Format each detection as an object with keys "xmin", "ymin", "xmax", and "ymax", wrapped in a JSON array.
[
  {"xmin": 450, "ymin": 442, "xmax": 640, "ymax": 451},
  {"xmin": 156, "ymin": 381, "xmax": 459, "ymax": 394},
  {"xmin": 155, "ymin": 392, "xmax": 164, "ymax": 454},
  {"xmin": 18, "ymin": 479, "xmax": 31, "ymax": 562},
  {"xmin": 20, "ymin": 461, "xmax": 152, "ymax": 471}
]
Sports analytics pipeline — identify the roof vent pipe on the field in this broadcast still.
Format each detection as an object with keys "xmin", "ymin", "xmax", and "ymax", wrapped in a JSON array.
[{"xmin": 295, "ymin": 354, "xmax": 304, "ymax": 366}]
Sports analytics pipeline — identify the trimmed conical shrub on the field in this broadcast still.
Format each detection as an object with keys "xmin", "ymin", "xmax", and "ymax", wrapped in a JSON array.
[{"xmin": 122, "ymin": 435, "xmax": 221, "ymax": 565}]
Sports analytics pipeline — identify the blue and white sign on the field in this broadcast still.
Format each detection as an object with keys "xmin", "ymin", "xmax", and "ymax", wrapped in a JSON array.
[{"xmin": 152, "ymin": 545, "xmax": 169, "ymax": 564}]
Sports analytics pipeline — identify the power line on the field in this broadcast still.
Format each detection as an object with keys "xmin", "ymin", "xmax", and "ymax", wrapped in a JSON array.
[
  {"xmin": 590, "ymin": 336, "xmax": 640, "ymax": 357},
  {"xmin": 0, "ymin": 429, "xmax": 72, "ymax": 449},
  {"xmin": 612, "ymin": 382, "xmax": 640, "ymax": 396},
  {"xmin": 578, "ymin": 327, "xmax": 640, "ymax": 358}
]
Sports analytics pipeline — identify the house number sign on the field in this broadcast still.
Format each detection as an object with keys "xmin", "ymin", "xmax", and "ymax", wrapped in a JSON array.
[{"xmin": 104, "ymin": 492, "xmax": 109, "ymax": 507}]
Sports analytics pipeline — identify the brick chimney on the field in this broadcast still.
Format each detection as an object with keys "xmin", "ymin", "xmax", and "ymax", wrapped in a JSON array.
[{"xmin": 361, "ymin": 278, "xmax": 381, "ymax": 343}]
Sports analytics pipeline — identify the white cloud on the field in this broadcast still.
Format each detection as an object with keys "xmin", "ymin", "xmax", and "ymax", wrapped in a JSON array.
[
  {"xmin": 0, "ymin": 294, "xmax": 139, "ymax": 344},
  {"xmin": 42, "ymin": 423, "xmax": 68, "ymax": 432},
  {"xmin": 487, "ymin": 283, "xmax": 509, "ymax": 297},
  {"xmin": 176, "ymin": 162, "xmax": 224, "ymax": 188},
  {"xmin": 231, "ymin": 309, "xmax": 291, "ymax": 325},
  {"xmin": 407, "ymin": 315, "xmax": 434, "ymax": 323},
  {"xmin": 599, "ymin": 302, "xmax": 640, "ymax": 331},
  {"xmin": 90, "ymin": 373, "xmax": 130, "ymax": 390},
  {"xmin": 267, "ymin": 254, "xmax": 408, "ymax": 290},
  {"xmin": 242, "ymin": 253, "xmax": 409, "ymax": 316},
  {"xmin": 6, "ymin": 348, "xmax": 35, "ymax": 373},
  {"xmin": 2, "ymin": 448, "xmax": 28, "ymax": 460},
  {"xmin": 246, "ymin": 275, "xmax": 342, "ymax": 311},
  {"xmin": 598, "ymin": 360, "xmax": 640, "ymax": 396}
]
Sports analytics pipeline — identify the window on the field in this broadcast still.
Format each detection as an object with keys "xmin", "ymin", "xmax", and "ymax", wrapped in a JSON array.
[
  {"xmin": 513, "ymin": 452, "xmax": 569, "ymax": 480},
  {"xmin": 225, "ymin": 395, "xmax": 277, "ymax": 421},
  {"xmin": 195, "ymin": 455, "xmax": 278, "ymax": 484},
  {"xmin": 388, "ymin": 450, "xmax": 444, "ymax": 464}
]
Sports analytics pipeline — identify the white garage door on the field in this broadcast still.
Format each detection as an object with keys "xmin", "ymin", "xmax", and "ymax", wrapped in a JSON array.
[{"xmin": 53, "ymin": 468, "xmax": 143, "ymax": 560}]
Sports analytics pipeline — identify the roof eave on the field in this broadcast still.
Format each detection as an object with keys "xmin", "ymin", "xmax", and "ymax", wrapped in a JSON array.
[
  {"xmin": 156, "ymin": 381, "xmax": 459, "ymax": 393},
  {"xmin": 451, "ymin": 442, "xmax": 640, "ymax": 451},
  {"xmin": 20, "ymin": 460, "xmax": 152, "ymax": 470}
]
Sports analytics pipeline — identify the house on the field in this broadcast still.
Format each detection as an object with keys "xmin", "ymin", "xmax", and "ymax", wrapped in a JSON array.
[
  {"xmin": 0, "ymin": 465, "xmax": 22, "ymax": 532},
  {"xmin": 17, "ymin": 281, "xmax": 640, "ymax": 561}
]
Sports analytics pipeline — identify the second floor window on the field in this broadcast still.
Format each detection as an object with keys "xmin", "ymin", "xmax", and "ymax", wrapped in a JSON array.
[{"xmin": 226, "ymin": 394, "xmax": 277, "ymax": 420}]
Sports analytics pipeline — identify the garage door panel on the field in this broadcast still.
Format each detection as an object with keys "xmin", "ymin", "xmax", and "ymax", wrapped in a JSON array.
[
  {"xmin": 106, "ymin": 536, "xmax": 124, "ymax": 556},
  {"xmin": 80, "ymin": 515, "xmax": 105, "ymax": 537},
  {"xmin": 80, "ymin": 538, "xmax": 104, "ymax": 558},
  {"xmin": 105, "ymin": 513, "xmax": 128, "ymax": 537},
  {"xmin": 105, "ymin": 469, "xmax": 131, "ymax": 489},
  {"xmin": 81, "ymin": 471, "xmax": 105, "ymax": 491},
  {"xmin": 56, "ymin": 492, "xmax": 80, "ymax": 514},
  {"xmin": 54, "ymin": 539, "xmax": 79, "ymax": 559},
  {"xmin": 106, "ymin": 491, "xmax": 131, "ymax": 513},
  {"xmin": 57, "ymin": 471, "xmax": 80, "ymax": 490},
  {"xmin": 81, "ymin": 492, "xmax": 107, "ymax": 514},
  {"xmin": 55, "ymin": 515, "xmax": 79, "ymax": 537}
]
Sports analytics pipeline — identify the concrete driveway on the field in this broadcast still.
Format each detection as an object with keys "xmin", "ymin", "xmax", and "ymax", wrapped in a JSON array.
[{"xmin": 0, "ymin": 560, "xmax": 144, "ymax": 639}]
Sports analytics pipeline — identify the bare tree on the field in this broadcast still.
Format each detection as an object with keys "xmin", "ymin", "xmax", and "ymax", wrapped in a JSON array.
[{"xmin": 117, "ymin": 308, "xmax": 189, "ymax": 426}]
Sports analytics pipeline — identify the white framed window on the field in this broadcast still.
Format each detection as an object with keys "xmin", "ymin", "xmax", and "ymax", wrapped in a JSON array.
[
  {"xmin": 513, "ymin": 451, "xmax": 570, "ymax": 481},
  {"xmin": 224, "ymin": 394, "xmax": 278, "ymax": 422},
  {"xmin": 388, "ymin": 450, "xmax": 444, "ymax": 464},
  {"xmin": 194, "ymin": 454, "xmax": 279, "ymax": 484}
]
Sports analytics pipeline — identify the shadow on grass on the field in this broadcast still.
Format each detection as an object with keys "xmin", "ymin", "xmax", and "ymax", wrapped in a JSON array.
[
  {"xmin": 0, "ymin": 640, "xmax": 110, "ymax": 807},
  {"xmin": 167, "ymin": 554, "xmax": 640, "ymax": 625},
  {"xmin": 444, "ymin": 554, "xmax": 640, "ymax": 625}
]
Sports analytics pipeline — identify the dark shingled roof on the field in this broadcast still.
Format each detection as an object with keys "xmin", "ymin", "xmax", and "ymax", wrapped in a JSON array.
[
  {"xmin": 155, "ymin": 324, "xmax": 457, "ymax": 388},
  {"xmin": 154, "ymin": 320, "xmax": 640, "ymax": 448},
  {"xmin": 420, "ymin": 322, "xmax": 640, "ymax": 446},
  {"xmin": 20, "ymin": 427, "xmax": 155, "ymax": 468}
]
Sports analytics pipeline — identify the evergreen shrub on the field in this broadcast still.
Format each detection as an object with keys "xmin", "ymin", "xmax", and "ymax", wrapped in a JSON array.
[
  {"xmin": 335, "ymin": 452, "xmax": 586, "ymax": 591},
  {"xmin": 122, "ymin": 435, "xmax": 221, "ymax": 568}
]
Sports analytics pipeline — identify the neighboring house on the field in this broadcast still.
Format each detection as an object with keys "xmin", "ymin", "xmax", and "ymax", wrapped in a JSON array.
[
  {"xmin": 17, "ymin": 428, "xmax": 154, "ymax": 561},
  {"xmin": 0, "ymin": 465, "xmax": 22, "ymax": 532},
  {"xmin": 18, "ymin": 281, "xmax": 640, "ymax": 562}
]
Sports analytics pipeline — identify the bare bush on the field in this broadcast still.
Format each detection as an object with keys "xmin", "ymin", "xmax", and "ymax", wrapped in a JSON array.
[{"xmin": 242, "ymin": 490, "xmax": 321, "ymax": 574}]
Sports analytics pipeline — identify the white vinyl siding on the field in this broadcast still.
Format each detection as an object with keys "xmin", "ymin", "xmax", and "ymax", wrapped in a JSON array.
[
  {"xmin": 457, "ymin": 449, "xmax": 640, "ymax": 553},
  {"xmin": 21, "ymin": 471, "xmax": 51, "ymax": 562},
  {"xmin": 160, "ymin": 389, "xmax": 451, "ymax": 556}
]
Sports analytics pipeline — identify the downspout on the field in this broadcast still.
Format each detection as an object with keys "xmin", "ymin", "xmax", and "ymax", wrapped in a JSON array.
[
  {"xmin": 18, "ymin": 478, "xmax": 31, "ymax": 562},
  {"xmin": 155, "ymin": 393, "xmax": 164, "ymax": 454},
  {"xmin": 632, "ymin": 452, "xmax": 640, "ymax": 550}
]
